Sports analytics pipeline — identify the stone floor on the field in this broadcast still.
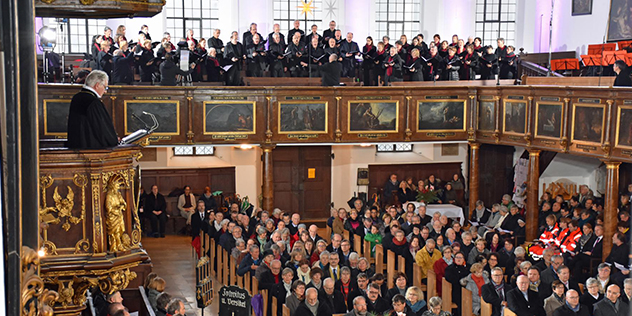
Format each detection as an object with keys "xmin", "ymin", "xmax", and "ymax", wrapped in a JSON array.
[{"xmin": 142, "ymin": 235, "xmax": 220, "ymax": 316}]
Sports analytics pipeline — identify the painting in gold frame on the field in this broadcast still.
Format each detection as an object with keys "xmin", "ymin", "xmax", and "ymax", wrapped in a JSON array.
[
  {"xmin": 203, "ymin": 101, "xmax": 256, "ymax": 135},
  {"xmin": 478, "ymin": 100, "xmax": 496, "ymax": 131},
  {"xmin": 124, "ymin": 100, "xmax": 181, "ymax": 136},
  {"xmin": 571, "ymin": 103, "xmax": 605, "ymax": 144},
  {"xmin": 278, "ymin": 101, "xmax": 328, "ymax": 134},
  {"xmin": 503, "ymin": 100, "xmax": 528, "ymax": 135},
  {"xmin": 615, "ymin": 105, "xmax": 632, "ymax": 149},
  {"xmin": 43, "ymin": 99, "xmax": 71, "ymax": 136},
  {"xmin": 535, "ymin": 101, "xmax": 563, "ymax": 139},
  {"xmin": 348, "ymin": 101, "xmax": 399, "ymax": 133},
  {"xmin": 417, "ymin": 100, "xmax": 467, "ymax": 132}
]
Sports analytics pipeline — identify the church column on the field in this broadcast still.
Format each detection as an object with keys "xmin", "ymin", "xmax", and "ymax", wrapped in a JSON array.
[
  {"xmin": 526, "ymin": 149, "xmax": 541, "ymax": 241},
  {"xmin": 468, "ymin": 142, "xmax": 480, "ymax": 218},
  {"xmin": 603, "ymin": 161, "xmax": 621, "ymax": 261},
  {"xmin": 262, "ymin": 145, "xmax": 275, "ymax": 212}
]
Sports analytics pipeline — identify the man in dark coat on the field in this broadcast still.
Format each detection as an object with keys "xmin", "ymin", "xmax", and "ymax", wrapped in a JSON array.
[
  {"xmin": 237, "ymin": 245, "xmax": 260, "ymax": 276},
  {"xmin": 553, "ymin": 290, "xmax": 591, "ymax": 316},
  {"xmin": 272, "ymin": 268, "xmax": 295, "ymax": 316},
  {"xmin": 190, "ymin": 200, "xmax": 209, "ymax": 240},
  {"xmin": 320, "ymin": 54, "xmax": 342, "ymax": 86},
  {"xmin": 614, "ymin": 60, "xmax": 632, "ymax": 87},
  {"xmin": 366, "ymin": 283, "xmax": 390, "ymax": 314},
  {"xmin": 111, "ymin": 49, "xmax": 135, "ymax": 84},
  {"xmin": 143, "ymin": 185, "xmax": 167, "ymax": 238},
  {"xmin": 482, "ymin": 267, "xmax": 514, "ymax": 316},
  {"xmin": 295, "ymin": 288, "xmax": 333, "ymax": 316},
  {"xmin": 67, "ymin": 70, "xmax": 119, "ymax": 149},
  {"xmin": 259, "ymin": 259, "xmax": 282, "ymax": 291},
  {"xmin": 507, "ymin": 275, "xmax": 545, "ymax": 316},
  {"xmin": 318, "ymin": 278, "xmax": 347, "ymax": 313},
  {"xmin": 594, "ymin": 284, "xmax": 629, "ymax": 316}
]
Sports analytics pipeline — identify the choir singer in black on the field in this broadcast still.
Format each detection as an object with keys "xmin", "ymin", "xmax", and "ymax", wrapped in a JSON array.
[
  {"xmin": 67, "ymin": 70, "xmax": 119, "ymax": 149},
  {"xmin": 320, "ymin": 54, "xmax": 342, "ymax": 86}
]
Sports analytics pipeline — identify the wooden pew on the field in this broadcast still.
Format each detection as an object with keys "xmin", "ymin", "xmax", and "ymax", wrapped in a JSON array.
[
  {"xmin": 283, "ymin": 304, "xmax": 290, "ymax": 316},
  {"xmin": 354, "ymin": 234, "xmax": 363, "ymax": 257},
  {"xmin": 230, "ymin": 255, "xmax": 236, "ymax": 285},
  {"xmin": 343, "ymin": 230, "xmax": 350, "ymax": 241},
  {"xmin": 522, "ymin": 75, "xmax": 615, "ymax": 86},
  {"xmin": 391, "ymin": 79, "xmax": 515, "ymax": 87},
  {"xmin": 325, "ymin": 226, "xmax": 332, "ymax": 243},
  {"xmin": 217, "ymin": 244, "xmax": 223, "ymax": 284},
  {"xmin": 223, "ymin": 249, "xmax": 229, "ymax": 285},
  {"xmin": 252, "ymin": 277, "xmax": 260, "ymax": 295},
  {"xmin": 413, "ymin": 263, "xmax": 422, "ymax": 289},
  {"xmin": 210, "ymin": 238, "xmax": 216, "ymax": 277},
  {"xmin": 427, "ymin": 269, "xmax": 437, "ymax": 298},
  {"xmin": 461, "ymin": 287, "xmax": 473, "ymax": 316},
  {"xmin": 245, "ymin": 271, "xmax": 251, "ymax": 294},
  {"xmin": 504, "ymin": 307, "xmax": 517, "ymax": 316},
  {"xmin": 480, "ymin": 297, "xmax": 492, "ymax": 316},
  {"xmin": 262, "ymin": 289, "xmax": 269, "ymax": 316},
  {"xmin": 387, "ymin": 250, "xmax": 395, "ymax": 288},
  {"xmin": 272, "ymin": 295, "xmax": 278, "ymax": 316},
  {"xmin": 375, "ymin": 244, "xmax": 384, "ymax": 275},
  {"xmin": 398, "ymin": 255, "xmax": 406, "ymax": 280},
  {"xmin": 364, "ymin": 240, "xmax": 372, "ymax": 263},
  {"xmin": 441, "ymin": 278, "xmax": 458, "ymax": 311}
]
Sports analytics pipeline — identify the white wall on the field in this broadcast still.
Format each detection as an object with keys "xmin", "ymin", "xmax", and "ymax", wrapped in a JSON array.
[
  {"xmin": 539, "ymin": 153, "xmax": 605, "ymax": 197},
  {"xmin": 139, "ymin": 146, "xmax": 262, "ymax": 204},
  {"xmin": 330, "ymin": 143, "xmax": 469, "ymax": 209}
]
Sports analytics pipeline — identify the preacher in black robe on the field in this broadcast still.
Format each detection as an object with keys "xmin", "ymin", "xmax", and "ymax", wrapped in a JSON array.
[{"xmin": 67, "ymin": 71, "xmax": 118, "ymax": 149}]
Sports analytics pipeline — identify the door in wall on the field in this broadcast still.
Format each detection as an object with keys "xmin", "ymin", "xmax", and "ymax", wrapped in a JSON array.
[{"xmin": 272, "ymin": 146, "xmax": 331, "ymax": 219}]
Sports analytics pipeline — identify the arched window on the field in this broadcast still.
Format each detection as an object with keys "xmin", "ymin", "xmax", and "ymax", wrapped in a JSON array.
[
  {"xmin": 165, "ymin": 0, "xmax": 219, "ymax": 40},
  {"xmin": 375, "ymin": 0, "xmax": 421, "ymax": 42},
  {"xmin": 273, "ymin": 0, "xmax": 323, "ymax": 36},
  {"xmin": 475, "ymin": 0, "xmax": 516, "ymax": 46}
]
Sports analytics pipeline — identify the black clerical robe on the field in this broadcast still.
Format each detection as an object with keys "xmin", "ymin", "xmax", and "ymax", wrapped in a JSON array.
[{"xmin": 67, "ymin": 88, "xmax": 118, "ymax": 149}]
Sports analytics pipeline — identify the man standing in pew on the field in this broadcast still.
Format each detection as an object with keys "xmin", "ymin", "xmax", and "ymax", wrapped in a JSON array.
[
  {"xmin": 482, "ymin": 267, "xmax": 513, "ymax": 316},
  {"xmin": 224, "ymin": 31, "xmax": 246, "ymax": 86},
  {"xmin": 340, "ymin": 32, "xmax": 360, "ymax": 78},
  {"xmin": 507, "ymin": 275, "xmax": 545, "ymax": 316},
  {"xmin": 190, "ymin": 200, "xmax": 210, "ymax": 240}
]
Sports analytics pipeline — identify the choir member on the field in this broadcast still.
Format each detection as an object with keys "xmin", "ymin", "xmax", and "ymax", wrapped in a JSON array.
[
  {"xmin": 438, "ymin": 41, "xmax": 449, "ymax": 58},
  {"xmin": 400, "ymin": 35, "xmax": 410, "ymax": 53},
  {"xmin": 320, "ymin": 54, "xmax": 342, "ymax": 87},
  {"xmin": 97, "ymin": 41, "xmax": 113, "ymax": 76},
  {"xmin": 102, "ymin": 27, "xmax": 115, "ymax": 53},
  {"xmin": 243, "ymin": 23, "xmax": 265, "ymax": 48},
  {"xmin": 206, "ymin": 48, "xmax": 222, "ymax": 82},
  {"xmin": 138, "ymin": 39, "xmax": 156, "ymax": 83},
  {"xmin": 115, "ymin": 25, "xmax": 127, "ymax": 48},
  {"xmin": 340, "ymin": 32, "xmax": 360, "ymax": 78},
  {"xmin": 209, "ymin": 29, "xmax": 225, "ymax": 61},
  {"xmin": 444, "ymin": 47, "xmax": 461, "ymax": 81},
  {"xmin": 246, "ymin": 34, "xmax": 267, "ymax": 77},
  {"xmin": 406, "ymin": 48, "xmax": 424, "ymax": 82},
  {"xmin": 323, "ymin": 20, "xmax": 337, "ymax": 44},
  {"xmin": 268, "ymin": 33, "xmax": 286, "ymax": 77},
  {"xmin": 111, "ymin": 47, "xmax": 135, "ymax": 85},
  {"xmin": 286, "ymin": 32, "xmax": 307, "ymax": 77},
  {"xmin": 450, "ymin": 34, "xmax": 459, "ymax": 47},
  {"xmin": 395, "ymin": 41, "xmax": 408, "ymax": 62},
  {"xmin": 495, "ymin": 38, "xmax": 508, "ymax": 60},
  {"xmin": 432, "ymin": 34, "xmax": 441, "ymax": 47},
  {"xmin": 614, "ymin": 60, "xmax": 632, "ymax": 87},
  {"xmin": 305, "ymin": 24, "xmax": 322, "ymax": 46},
  {"xmin": 499, "ymin": 45, "xmax": 516, "ymax": 79},
  {"xmin": 383, "ymin": 46, "xmax": 404, "ymax": 85},
  {"xmin": 185, "ymin": 29, "xmax": 198, "ymax": 47},
  {"xmin": 324, "ymin": 38, "xmax": 341, "ymax": 62},
  {"xmin": 425, "ymin": 45, "xmax": 443, "ymax": 82},
  {"xmin": 224, "ymin": 31, "xmax": 246, "ymax": 86},
  {"xmin": 480, "ymin": 46, "xmax": 498, "ymax": 80},
  {"xmin": 140, "ymin": 25, "xmax": 151, "ymax": 41},
  {"xmin": 473, "ymin": 37, "xmax": 484, "ymax": 55},
  {"xmin": 463, "ymin": 44, "xmax": 479, "ymax": 81},
  {"xmin": 373, "ymin": 42, "xmax": 387, "ymax": 86},
  {"xmin": 91, "ymin": 35, "xmax": 103, "ymax": 70},
  {"xmin": 382, "ymin": 36, "xmax": 392, "ymax": 52},
  {"xmin": 287, "ymin": 20, "xmax": 304, "ymax": 45},
  {"xmin": 334, "ymin": 30, "xmax": 344, "ymax": 46},
  {"xmin": 467, "ymin": 36, "xmax": 475, "ymax": 46},
  {"xmin": 267, "ymin": 23, "xmax": 286, "ymax": 49},
  {"xmin": 457, "ymin": 39, "xmax": 466, "ymax": 57},
  {"xmin": 133, "ymin": 33, "xmax": 146, "ymax": 55},
  {"xmin": 187, "ymin": 40, "xmax": 204, "ymax": 82},
  {"xmin": 415, "ymin": 34, "xmax": 429, "ymax": 57},
  {"xmin": 307, "ymin": 36, "xmax": 326, "ymax": 77},
  {"xmin": 361, "ymin": 36, "xmax": 377, "ymax": 86}
]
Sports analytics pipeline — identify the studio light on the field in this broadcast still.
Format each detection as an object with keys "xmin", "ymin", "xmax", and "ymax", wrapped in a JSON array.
[
  {"xmin": 239, "ymin": 144, "xmax": 253, "ymax": 150},
  {"xmin": 38, "ymin": 26, "xmax": 57, "ymax": 51}
]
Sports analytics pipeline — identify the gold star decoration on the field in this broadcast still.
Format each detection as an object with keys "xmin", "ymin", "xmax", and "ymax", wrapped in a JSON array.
[{"xmin": 297, "ymin": 0, "xmax": 316, "ymax": 16}]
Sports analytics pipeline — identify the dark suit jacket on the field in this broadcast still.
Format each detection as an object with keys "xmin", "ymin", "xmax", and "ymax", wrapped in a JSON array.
[
  {"xmin": 614, "ymin": 68, "xmax": 632, "ymax": 87},
  {"xmin": 67, "ymin": 88, "xmax": 119, "ymax": 149},
  {"xmin": 506, "ymin": 288, "xmax": 545, "ymax": 316},
  {"xmin": 318, "ymin": 289, "xmax": 347, "ymax": 313},
  {"xmin": 579, "ymin": 291, "xmax": 603, "ymax": 307},
  {"xmin": 237, "ymin": 254, "xmax": 259, "ymax": 276},
  {"xmin": 553, "ymin": 304, "xmax": 591, "ymax": 316},
  {"xmin": 190, "ymin": 211, "xmax": 210, "ymax": 240},
  {"xmin": 366, "ymin": 296, "xmax": 390, "ymax": 314},
  {"xmin": 294, "ymin": 300, "xmax": 333, "ymax": 316},
  {"xmin": 258, "ymin": 269, "xmax": 279, "ymax": 291},
  {"xmin": 112, "ymin": 53, "xmax": 135, "ymax": 84},
  {"xmin": 594, "ymin": 298, "xmax": 629, "ymax": 316},
  {"xmin": 272, "ymin": 282, "xmax": 291, "ymax": 316},
  {"xmin": 143, "ymin": 193, "xmax": 166, "ymax": 213},
  {"xmin": 320, "ymin": 61, "xmax": 342, "ymax": 86},
  {"xmin": 481, "ymin": 282, "xmax": 513, "ymax": 316}
]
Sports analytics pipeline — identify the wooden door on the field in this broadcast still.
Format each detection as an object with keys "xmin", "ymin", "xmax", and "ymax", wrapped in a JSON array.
[{"xmin": 272, "ymin": 146, "xmax": 331, "ymax": 219}]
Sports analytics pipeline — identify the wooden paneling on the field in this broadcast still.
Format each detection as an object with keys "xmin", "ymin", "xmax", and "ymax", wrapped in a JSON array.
[
  {"xmin": 479, "ymin": 145, "xmax": 515, "ymax": 207},
  {"xmin": 272, "ymin": 146, "xmax": 331, "ymax": 218},
  {"xmin": 140, "ymin": 167, "xmax": 235, "ymax": 197}
]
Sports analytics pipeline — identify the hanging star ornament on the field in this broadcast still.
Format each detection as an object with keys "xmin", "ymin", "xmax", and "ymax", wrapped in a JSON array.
[
  {"xmin": 298, "ymin": 0, "xmax": 316, "ymax": 16},
  {"xmin": 324, "ymin": 0, "xmax": 337, "ymax": 20}
]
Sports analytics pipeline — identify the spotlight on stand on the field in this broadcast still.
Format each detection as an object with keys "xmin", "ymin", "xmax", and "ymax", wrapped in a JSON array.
[{"xmin": 38, "ymin": 26, "xmax": 57, "ymax": 83}]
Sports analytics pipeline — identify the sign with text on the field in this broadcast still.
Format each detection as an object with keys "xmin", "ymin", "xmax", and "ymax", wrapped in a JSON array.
[{"xmin": 219, "ymin": 286, "xmax": 251, "ymax": 316}]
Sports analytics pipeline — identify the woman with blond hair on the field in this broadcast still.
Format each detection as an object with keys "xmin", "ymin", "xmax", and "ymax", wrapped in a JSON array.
[
  {"xmin": 421, "ymin": 297, "xmax": 451, "ymax": 316},
  {"xmin": 406, "ymin": 286, "xmax": 427, "ymax": 315},
  {"xmin": 147, "ymin": 276, "xmax": 166, "ymax": 312},
  {"xmin": 460, "ymin": 263, "xmax": 489, "ymax": 315}
]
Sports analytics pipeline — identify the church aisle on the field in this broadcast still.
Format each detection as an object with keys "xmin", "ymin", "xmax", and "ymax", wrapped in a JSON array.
[{"xmin": 142, "ymin": 235, "xmax": 220, "ymax": 316}]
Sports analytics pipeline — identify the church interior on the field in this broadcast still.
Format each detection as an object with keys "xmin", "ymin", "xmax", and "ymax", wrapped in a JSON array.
[{"xmin": 3, "ymin": 0, "xmax": 632, "ymax": 316}]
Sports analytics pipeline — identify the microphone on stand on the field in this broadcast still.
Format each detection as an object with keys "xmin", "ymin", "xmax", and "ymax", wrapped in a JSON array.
[{"xmin": 120, "ymin": 111, "xmax": 160, "ymax": 145}]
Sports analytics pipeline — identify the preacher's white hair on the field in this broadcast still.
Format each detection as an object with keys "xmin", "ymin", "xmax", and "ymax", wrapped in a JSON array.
[{"xmin": 84, "ymin": 70, "xmax": 108, "ymax": 88}]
